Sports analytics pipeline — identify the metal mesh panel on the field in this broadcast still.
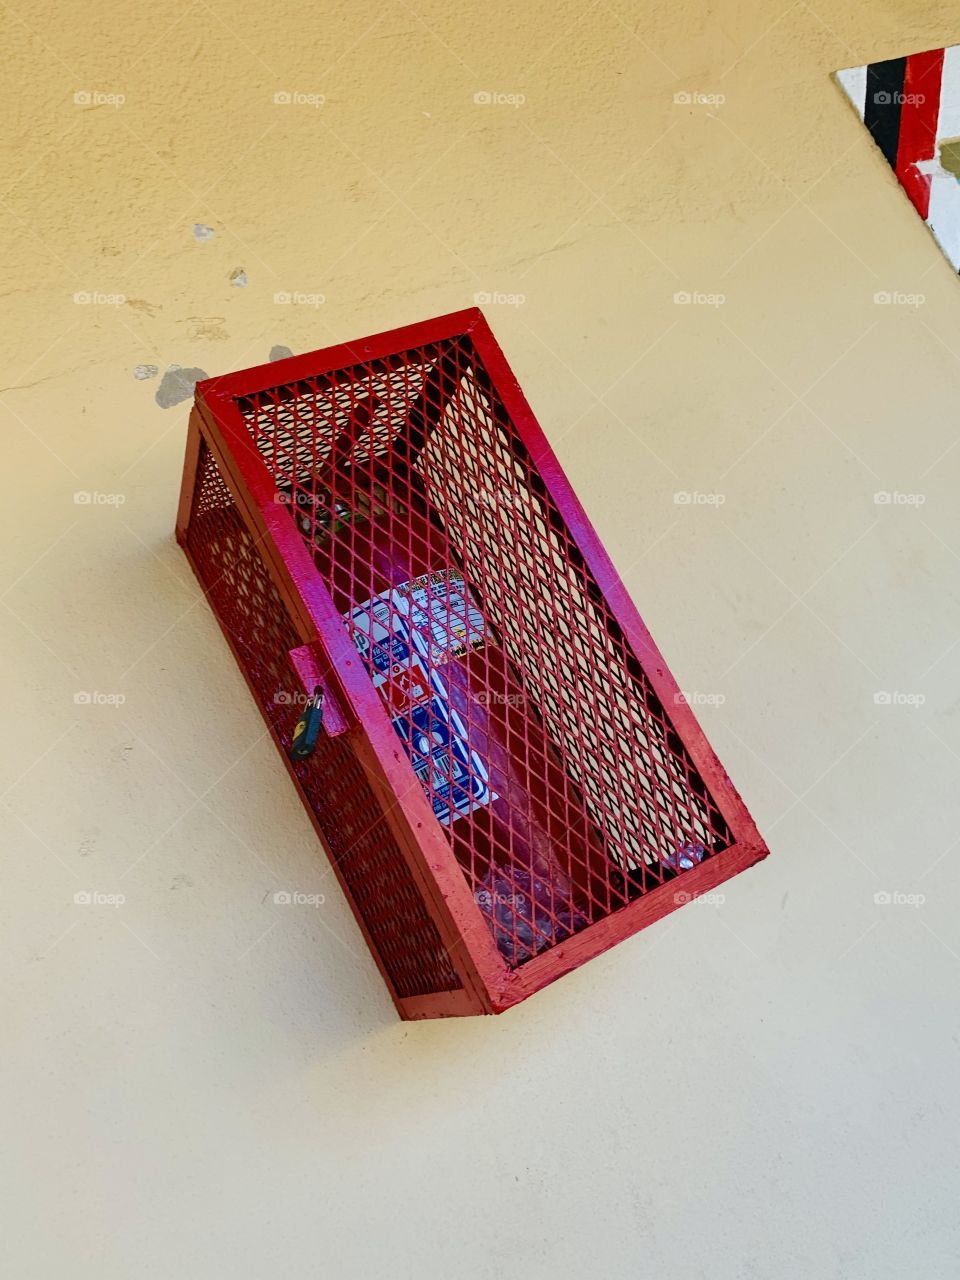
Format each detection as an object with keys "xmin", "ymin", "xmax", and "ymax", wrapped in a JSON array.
[
  {"xmin": 235, "ymin": 336, "xmax": 732, "ymax": 970},
  {"xmin": 184, "ymin": 439, "xmax": 461, "ymax": 998}
]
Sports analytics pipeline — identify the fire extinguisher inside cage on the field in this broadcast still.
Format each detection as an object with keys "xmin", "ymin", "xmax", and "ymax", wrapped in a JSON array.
[{"xmin": 177, "ymin": 308, "xmax": 769, "ymax": 1017}]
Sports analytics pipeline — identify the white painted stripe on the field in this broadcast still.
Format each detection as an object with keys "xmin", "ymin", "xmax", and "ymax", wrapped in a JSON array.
[
  {"xmin": 925, "ymin": 168, "xmax": 960, "ymax": 270},
  {"xmin": 936, "ymin": 44, "xmax": 960, "ymax": 140},
  {"xmin": 836, "ymin": 65, "xmax": 867, "ymax": 119}
]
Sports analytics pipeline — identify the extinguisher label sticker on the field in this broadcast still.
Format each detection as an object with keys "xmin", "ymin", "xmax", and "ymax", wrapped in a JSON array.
[
  {"xmin": 348, "ymin": 597, "xmax": 414, "ymax": 676},
  {"xmin": 397, "ymin": 570, "xmax": 486, "ymax": 665},
  {"xmin": 348, "ymin": 570, "xmax": 485, "ymax": 669},
  {"xmin": 345, "ymin": 574, "xmax": 495, "ymax": 826},
  {"xmin": 393, "ymin": 684, "xmax": 494, "ymax": 826}
]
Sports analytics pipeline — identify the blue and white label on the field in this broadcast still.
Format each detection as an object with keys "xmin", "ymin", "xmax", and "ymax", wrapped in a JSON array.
[
  {"xmin": 346, "ymin": 574, "xmax": 495, "ymax": 826},
  {"xmin": 396, "ymin": 569, "xmax": 486, "ymax": 665},
  {"xmin": 393, "ymin": 681, "xmax": 494, "ymax": 826}
]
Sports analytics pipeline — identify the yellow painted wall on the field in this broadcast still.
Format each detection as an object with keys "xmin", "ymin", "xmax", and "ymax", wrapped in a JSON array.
[{"xmin": 3, "ymin": 2, "xmax": 959, "ymax": 1275}]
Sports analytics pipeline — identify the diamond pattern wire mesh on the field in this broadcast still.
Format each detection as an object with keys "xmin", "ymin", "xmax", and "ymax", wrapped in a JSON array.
[
  {"xmin": 185, "ymin": 439, "xmax": 461, "ymax": 998},
  {"xmin": 230, "ymin": 334, "xmax": 732, "ymax": 973}
]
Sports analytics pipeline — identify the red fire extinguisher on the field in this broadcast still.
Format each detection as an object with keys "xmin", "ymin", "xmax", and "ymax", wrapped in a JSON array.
[{"xmin": 288, "ymin": 396, "xmax": 614, "ymax": 963}]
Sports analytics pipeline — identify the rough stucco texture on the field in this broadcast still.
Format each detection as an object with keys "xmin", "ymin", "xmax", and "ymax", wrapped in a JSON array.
[{"xmin": 2, "ymin": 2, "xmax": 960, "ymax": 1277}]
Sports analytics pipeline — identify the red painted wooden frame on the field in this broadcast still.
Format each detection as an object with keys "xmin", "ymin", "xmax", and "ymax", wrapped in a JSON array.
[{"xmin": 176, "ymin": 308, "xmax": 769, "ymax": 1018}]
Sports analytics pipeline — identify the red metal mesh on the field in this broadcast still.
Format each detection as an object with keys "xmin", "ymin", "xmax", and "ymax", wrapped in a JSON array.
[
  {"xmin": 184, "ymin": 439, "xmax": 461, "ymax": 999},
  {"xmin": 234, "ymin": 336, "xmax": 732, "ymax": 970}
]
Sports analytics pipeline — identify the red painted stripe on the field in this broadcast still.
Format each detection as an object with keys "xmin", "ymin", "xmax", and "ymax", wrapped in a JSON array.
[{"xmin": 896, "ymin": 47, "xmax": 945, "ymax": 219}]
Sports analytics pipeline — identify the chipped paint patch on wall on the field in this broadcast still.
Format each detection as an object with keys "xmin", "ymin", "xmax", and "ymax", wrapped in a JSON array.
[{"xmin": 837, "ymin": 44, "xmax": 960, "ymax": 271}]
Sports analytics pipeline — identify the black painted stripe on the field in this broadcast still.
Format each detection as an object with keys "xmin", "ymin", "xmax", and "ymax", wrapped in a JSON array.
[{"xmin": 864, "ymin": 57, "xmax": 907, "ymax": 169}]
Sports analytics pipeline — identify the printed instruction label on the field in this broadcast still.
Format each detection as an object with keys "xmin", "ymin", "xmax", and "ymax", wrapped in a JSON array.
[
  {"xmin": 395, "ymin": 570, "xmax": 486, "ymax": 665},
  {"xmin": 346, "ymin": 571, "xmax": 495, "ymax": 826}
]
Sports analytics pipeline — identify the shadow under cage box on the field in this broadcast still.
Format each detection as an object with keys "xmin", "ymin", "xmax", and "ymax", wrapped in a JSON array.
[{"xmin": 176, "ymin": 308, "xmax": 768, "ymax": 1019}]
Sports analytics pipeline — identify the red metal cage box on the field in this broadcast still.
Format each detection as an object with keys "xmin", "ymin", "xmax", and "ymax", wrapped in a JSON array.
[{"xmin": 176, "ymin": 309, "xmax": 768, "ymax": 1018}]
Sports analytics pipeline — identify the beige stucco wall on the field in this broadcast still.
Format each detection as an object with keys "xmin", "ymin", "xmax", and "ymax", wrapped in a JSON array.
[{"xmin": 3, "ymin": 1, "xmax": 959, "ymax": 1275}]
